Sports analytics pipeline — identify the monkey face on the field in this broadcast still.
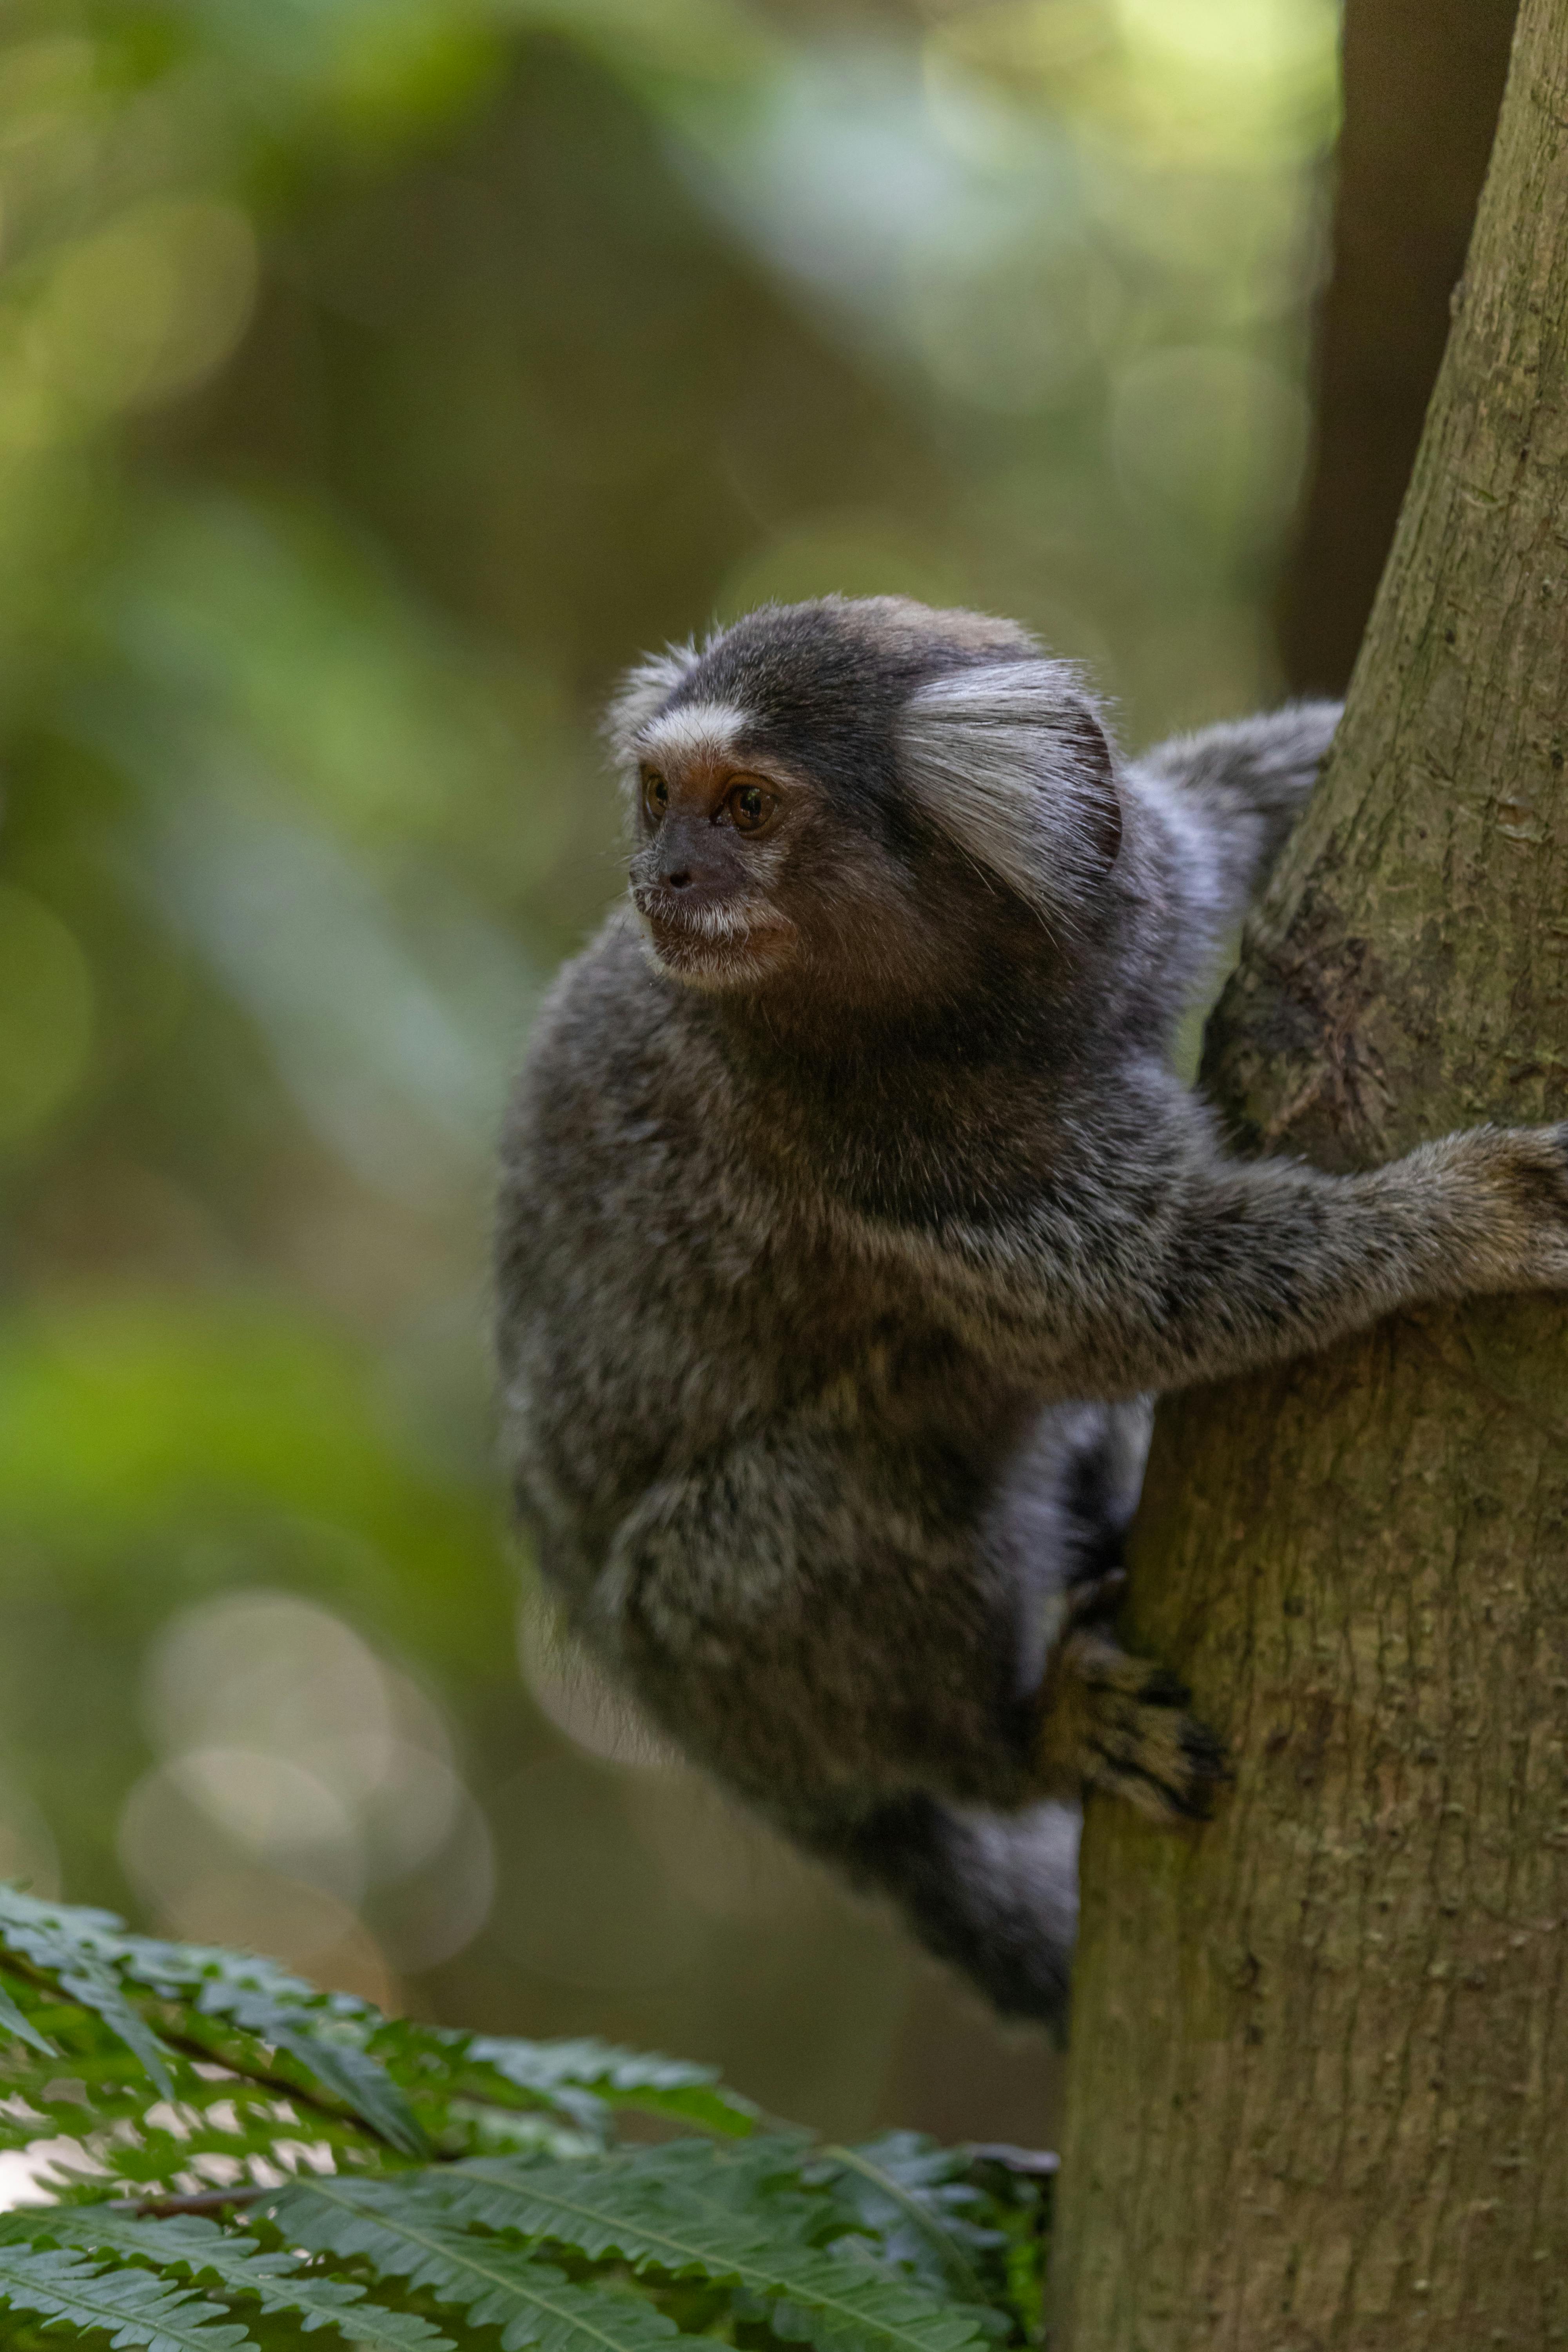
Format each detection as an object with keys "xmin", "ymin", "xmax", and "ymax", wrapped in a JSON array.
[
  {"xmin": 611, "ymin": 597, "xmax": 1123, "ymax": 1009},
  {"xmin": 624, "ymin": 711, "xmax": 812, "ymax": 993}
]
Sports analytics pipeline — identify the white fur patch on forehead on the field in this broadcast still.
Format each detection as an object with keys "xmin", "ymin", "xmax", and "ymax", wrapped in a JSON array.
[
  {"xmin": 633, "ymin": 699, "xmax": 753, "ymax": 770},
  {"xmin": 603, "ymin": 645, "xmax": 697, "ymax": 762},
  {"xmin": 896, "ymin": 660, "xmax": 1121, "ymax": 918}
]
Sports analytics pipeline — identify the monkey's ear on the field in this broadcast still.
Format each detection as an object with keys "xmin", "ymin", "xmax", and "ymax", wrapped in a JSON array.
[
  {"xmin": 603, "ymin": 644, "xmax": 699, "ymax": 766},
  {"xmin": 896, "ymin": 661, "xmax": 1122, "ymax": 916}
]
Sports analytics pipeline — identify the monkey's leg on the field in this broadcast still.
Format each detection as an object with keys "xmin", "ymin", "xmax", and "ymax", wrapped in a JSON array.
[
  {"xmin": 598, "ymin": 1420, "xmax": 1047, "ymax": 1817},
  {"xmin": 997, "ymin": 1401, "xmax": 1223, "ymax": 1818}
]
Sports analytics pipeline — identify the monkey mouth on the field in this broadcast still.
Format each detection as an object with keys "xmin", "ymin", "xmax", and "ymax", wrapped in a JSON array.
[{"xmin": 630, "ymin": 890, "xmax": 794, "ymax": 987}]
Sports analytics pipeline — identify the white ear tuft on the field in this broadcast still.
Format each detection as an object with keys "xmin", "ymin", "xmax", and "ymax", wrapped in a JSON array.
[
  {"xmin": 896, "ymin": 661, "xmax": 1121, "ymax": 917},
  {"xmin": 603, "ymin": 644, "xmax": 698, "ymax": 764}
]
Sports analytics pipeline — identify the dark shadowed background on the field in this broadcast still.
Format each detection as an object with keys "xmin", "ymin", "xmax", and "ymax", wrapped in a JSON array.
[{"xmin": 0, "ymin": 0, "xmax": 1509, "ymax": 2157}]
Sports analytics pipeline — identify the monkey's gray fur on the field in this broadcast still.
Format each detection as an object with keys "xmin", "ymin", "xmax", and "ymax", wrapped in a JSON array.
[{"xmin": 496, "ymin": 595, "xmax": 1568, "ymax": 2025}]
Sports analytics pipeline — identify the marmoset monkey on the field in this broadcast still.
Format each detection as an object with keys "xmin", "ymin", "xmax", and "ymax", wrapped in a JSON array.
[{"xmin": 496, "ymin": 595, "xmax": 1568, "ymax": 2022}]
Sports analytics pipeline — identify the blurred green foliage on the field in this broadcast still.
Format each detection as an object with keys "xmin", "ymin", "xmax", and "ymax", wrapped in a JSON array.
[{"xmin": 0, "ymin": 0, "xmax": 1337, "ymax": 2146}]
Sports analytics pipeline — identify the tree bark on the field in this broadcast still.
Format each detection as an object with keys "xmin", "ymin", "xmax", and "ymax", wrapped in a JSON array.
[
  {"xmin": 1276, "ymin": 0, "xmax": 1517, "ymax": 698},
  {"xmin": 1052, "ymin": 2, "xmax": 1568, "ymax": 2344}
]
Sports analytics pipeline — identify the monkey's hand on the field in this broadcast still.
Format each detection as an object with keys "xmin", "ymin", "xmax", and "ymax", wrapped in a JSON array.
[
  {"xmin": 1458, "ymin": 1121, "xmax": 1568, "ymax": 1287},
  {"xmin": 1036, "ymin": 1625, "xmax": 1229, "ymax": 1824}
]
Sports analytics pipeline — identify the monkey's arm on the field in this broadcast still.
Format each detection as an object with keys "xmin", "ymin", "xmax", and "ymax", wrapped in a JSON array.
[{"xmin": 971, "ymin": 1120, "xmax": 1568, "ymax": 1399}]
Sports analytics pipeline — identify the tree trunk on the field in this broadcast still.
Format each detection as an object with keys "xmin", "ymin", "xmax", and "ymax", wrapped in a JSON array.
[
  {"xmin": 1276, "ymin": 0, "xmax": 1517, "ymax": 698},
  {"xmin": 1052, "ymin": 1, "xmax": 1568, "ymax": 2344}
]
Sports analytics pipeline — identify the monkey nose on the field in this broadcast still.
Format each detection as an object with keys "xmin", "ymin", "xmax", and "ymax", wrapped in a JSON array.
[{"xmin": 661, "ymin": 866, "xmax": 694, "ymax": 890}]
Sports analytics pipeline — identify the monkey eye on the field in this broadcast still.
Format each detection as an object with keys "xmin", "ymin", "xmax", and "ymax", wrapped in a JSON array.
[
  {"xmin": 725, "ymin": 780, "xmax": 777, "ymax": 836},
  {"xmin": 642, "ymin": 769, "xmax": 669, "ymax": 820}
]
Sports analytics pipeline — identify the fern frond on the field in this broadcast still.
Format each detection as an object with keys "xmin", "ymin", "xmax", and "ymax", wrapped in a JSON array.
[
  {"xmin": 0, "ymin": 2243, "xmax": 252, "ymax": 2350},
  {"xmin": 0, "ymin": 1889, "xmax": 174, "ymax": 2098},
  {"xmin": 809, "ymin": 2140, "xmax": 994, "ymax": 2303},
  {"xmin": 465, "ymin": 2036, "xmax": 759, "ymax": 2139},
  {"xmin": 613, "ymin": 2137, "xmax": 818, "ymax": 2216},
  {"xmin": 0, "ymin": 2017, "xmax": 391, "ymax": 2204},
  {"xmin": 0, "ymin": 1895, "xmax": 423, "ymax": 2159},
  {"xmin": 3, "ymin": 2210, "xmax": 454, "ymax": 2349},
  {"xmin": 113, "ymin": 1933, "xmax": 425, "ymax": 2159},
  {"xmin": 194, "ymin": 1980, "xmax": 425, "ymax": 2158},
  {"xmin": 0, "ymin": 1889, "xmax": 1047, "ymax": 2352},
  {"xmin": 263, "ymin": 2174, "xmax": 690, "ymax": 2352},
  {"xmin": 327, "ymin": 2154, "xmax": 993, "ymax": 2352},
  {"xmin": 0, "ymin": 1965, "xmax": 56, "ymax": 2059}
]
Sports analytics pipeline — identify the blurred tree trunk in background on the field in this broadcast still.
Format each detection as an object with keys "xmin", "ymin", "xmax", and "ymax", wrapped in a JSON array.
[
  {"xmin": 1276, "ymin": 0, "xmax": 1516, "ymax": 695},
  {"xmin": 1053, "ymin": 0, "xmax": 1568, "ymax": 2343}
]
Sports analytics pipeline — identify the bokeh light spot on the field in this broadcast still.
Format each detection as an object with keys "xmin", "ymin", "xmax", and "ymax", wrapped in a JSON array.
[
  {"xmin": 127, "ymin": 1587, "xmax": 492, "ymax": 1969},
  {"xmin": 154, "ymin": 1868, "xmax": 399, "ymax": 2010},
  {"xmin": 31, "ymin": 201, "xmax": 258, "ymax": 416},
  {"xmin": 1110, "ymin": 344, "xmax": 1309, "ymax": 551},
  {"xmin": 1114, "ymin": 0, "xmax": 1335, "ymax": 81},
  {"xmin": 142, "ymin": 1590, "xmax": 396, "ymax": 1766}
]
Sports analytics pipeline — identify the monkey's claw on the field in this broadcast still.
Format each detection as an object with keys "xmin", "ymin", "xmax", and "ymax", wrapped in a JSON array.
[{"xmin": 1040, "ymin": 1630, "xmax": 1230, "ymax": 1823}]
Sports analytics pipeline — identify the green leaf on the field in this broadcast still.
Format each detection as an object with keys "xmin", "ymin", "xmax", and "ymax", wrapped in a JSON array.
[
  {"xmin": 0, "ymin": 2243, "xmax": 254, "ymax": 2350},
  {"xmin": 6, "ymin": 2210, "xmax": 454, "ymax": 2349},
  {"xmin": 0, "ymin": 1889, "xmax": 174, "ymax": 2098},
  {"xmin": 0, "ymin": 1892, "xmax": 1036, "ymax": 2352},
  {"xmin": 335, "ymin": 2153, "xmax": 992, "ymax": 2352},
  {"xmin": 265, "ymin": 2174, "xmax": 691, "ymax": 2352},
  {"xmin": 466, "ymin": 2036, "xmax": 759, "ymax": 2138},
  {"xmin": 96, "ymin": 1933, "xmax": 424, "ymax": 2159},
  {"xmin": 197, "ymin": 1979, "xmax": 425, "ymax": 2157},
  {"xmin": 809, "ymin": 2140, "xmax": 993, "ymax": 2303},
  {"xmin": 0, "ymin": 1967, "xmax": 56, "ymax": 2059}
]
